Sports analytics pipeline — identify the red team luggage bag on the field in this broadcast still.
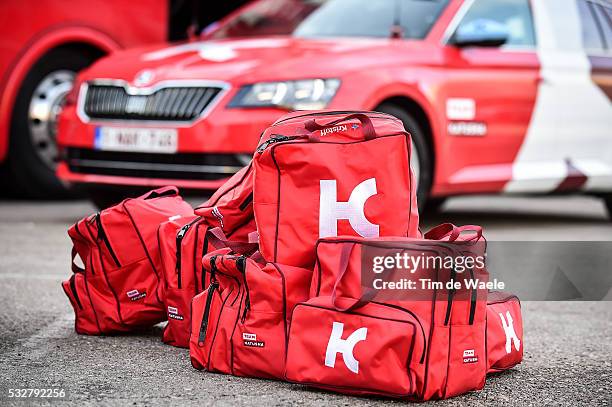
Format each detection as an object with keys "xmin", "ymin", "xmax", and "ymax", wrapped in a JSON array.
[
  {"xmin": 253, "ymin": 110, "xmax": 420, "ymax": 269},
  {"xmin": 190, "ymin": 251, "xmax": 311, "ymax": 379},
  {"xmin": 159, "ymin": 166, "xmax": 257, "ymax": 348},
  {"xmin": 286, "ymin": 224, "xmax": 490, "ymax": 400},
  {"xmin": 62, "ymin": 187, "xmax": 194, "ymax": 334},
  {"xmin": 158, "ymin": 215, "xmax": 211, "ymax": 347}
]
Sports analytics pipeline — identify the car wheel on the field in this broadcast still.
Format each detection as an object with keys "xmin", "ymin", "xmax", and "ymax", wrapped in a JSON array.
[
  {"xmin": 7, "ymin": 48, "xmax": 98, "ymax": 198},
  {"xmin": 376, "ymin": 103, "xmax": 433, "ymax": 212}
]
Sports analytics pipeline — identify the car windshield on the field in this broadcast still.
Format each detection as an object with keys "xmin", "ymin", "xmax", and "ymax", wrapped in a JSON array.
[{"xmin": 206, "ymin": 0, "xmax": 449, "ymax": 40}]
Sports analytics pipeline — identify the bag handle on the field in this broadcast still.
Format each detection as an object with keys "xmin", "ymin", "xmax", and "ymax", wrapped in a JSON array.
[
  {"xmin": 331, "ymin": 243, "xmax": 378, "ymax": 312},
  {"xmin": 143, "ymin": 186, "xmax": 179, "ymax": 200},
  {"xmin": 454, "ymin": 225, "xmax": 483, "ymax": 242},
  {"xmin": 424, "ymin": 223, "xmax": 484, "ymax": 243},
  {"xmin": 424, "ymin": 223, "xmax": 460, "ymax": 241},
  {"xmin": 71, "ymin": 247, "xmax": 85, "ymax": 274},
  {"xmin": 207, "ymin": 227, "xmax": 259, "ymax": 256},
  {"xmin": 304, "ymin": 113, "xmax": 376, "ymax": 142}
]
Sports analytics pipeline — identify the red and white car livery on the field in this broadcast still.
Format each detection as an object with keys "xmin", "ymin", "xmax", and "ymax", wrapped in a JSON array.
[{"xmin": 56, "ymin": 0, "xmax": 612, "ymax": 212}]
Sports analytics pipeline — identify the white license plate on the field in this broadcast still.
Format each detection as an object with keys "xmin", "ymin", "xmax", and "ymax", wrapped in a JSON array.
[{"xmin": 94, "ymin": 127, "xmax": 178, "ymax": 153}]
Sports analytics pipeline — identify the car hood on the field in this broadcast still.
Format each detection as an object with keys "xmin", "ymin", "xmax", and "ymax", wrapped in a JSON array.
[{"xmin": 81, "ymin": 36, "xmax": 433, "ymax": 86}]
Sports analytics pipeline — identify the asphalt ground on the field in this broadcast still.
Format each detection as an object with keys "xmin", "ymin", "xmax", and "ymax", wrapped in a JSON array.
[{"xmin": 0, "ymin": 195, "xmax": 610, "ymax": 406}]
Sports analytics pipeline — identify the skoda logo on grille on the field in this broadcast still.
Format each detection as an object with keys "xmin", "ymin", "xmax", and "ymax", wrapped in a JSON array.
[
  {"xmin": 134, "ymin": 69, "xmax": 154, "ymax": 86},
  {"xmin": 125, "ymin": 96, "xmax": 148, "ymax": 114}
]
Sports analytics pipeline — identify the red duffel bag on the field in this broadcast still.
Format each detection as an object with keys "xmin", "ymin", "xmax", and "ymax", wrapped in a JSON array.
[
  {"xmin": 159, "ymin": 163, "xmax": 257, "ymax": 348},
  {"xmin": 62, "ymin": 186, "xmax": 194, "ymax": 334},
  {"xmin": 486, "ymin": 291, "xmax": 523, "ymax": 373},
  {"xmin": 190, "ymin": 251, "xmax": 311, "ymax": 379},
  {"xmin": 288, "ymin": 224, "xmax": 489, "ymax": 400},
  {"xmin": 253, "ymin": 110, "xmax": 420, "ymax": 269},
  {"xmin": 158, "ymin": 215, "xmax": 209, "ymax": 347}
]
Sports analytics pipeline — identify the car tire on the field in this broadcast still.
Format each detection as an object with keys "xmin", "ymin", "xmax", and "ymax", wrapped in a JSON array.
[
  {"xmin": 376, "ymin": 103, "xmax": 433, "ymax": 212},
  {"xmin": 7, "ymin": 47, "xmax": 98, "ymax": 198}
]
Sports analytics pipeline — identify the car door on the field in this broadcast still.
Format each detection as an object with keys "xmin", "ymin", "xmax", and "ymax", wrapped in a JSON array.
[
  {"xmin": 435, "ymin": 0, "xmax": 540, "ymax": 195},
  {"xmin": 504, "ymin": 0, "xmax": 612, "ymax": 193}
]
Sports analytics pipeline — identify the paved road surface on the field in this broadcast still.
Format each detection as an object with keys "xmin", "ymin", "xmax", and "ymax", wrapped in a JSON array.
[{"xmin": 0, "ymin": 195, "xmax": 610, "ymax": 405}]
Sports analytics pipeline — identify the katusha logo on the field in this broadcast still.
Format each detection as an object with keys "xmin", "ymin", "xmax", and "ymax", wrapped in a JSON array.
[
  {"xmin": 167, "ymin": 306, "xmax": 184, "ymax": 321},
  {"xmin": 462, "ymin": 349, "xmax": 478, "ymax": 364},
  {"xmin": 242, "ymin": 332, "xmax": 265, "ymax": 348},
  {"xmin": 126, "ymin": 289, "xmax": 146, "ymax": 301}
]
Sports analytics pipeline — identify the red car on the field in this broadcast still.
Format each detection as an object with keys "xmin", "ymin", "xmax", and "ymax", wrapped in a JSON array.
[
  {"xmin": 57, "ymin": 0, "xmax": 612, "ymax": 215},
  {"xmin": 0, "ymin": 0, "xmax": 172, "ymax": 197}
]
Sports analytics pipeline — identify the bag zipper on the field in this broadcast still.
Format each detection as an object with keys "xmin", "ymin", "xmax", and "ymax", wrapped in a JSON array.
[
  {"xmin": 468, "ymin": 267, "xmax": 477, "ymax": 325},
  {"xmin": 256, "ymin": 135, "xmax": 299, "ymax": 153},
  {"xmin": 487, "ymin": 292, "xmax": 520, "ymax": 306},
  {"xmin": 69, "ymin": 275, "xmax": 83, "ymax": 310},
  {"xmin": 444, "ymin": 265, "xmax": 457, "ymax": 326},
  {"xmin": 198, "ymin": 255, "xmax": 219, "ymax": 346},
  {"xmin": 95, "ymin": 213, "xmax": 120, "ymax": 267},
  {"xmin": 175, "ymin": 218, "xmax": 200, "ymax": 289},
  {"xmin": 235, "ymin": 256, "xmax": 250, "ymax": 323},
  {"xmin": 239, "ymin": 193, "xmax": 253, "ymax": 211}
]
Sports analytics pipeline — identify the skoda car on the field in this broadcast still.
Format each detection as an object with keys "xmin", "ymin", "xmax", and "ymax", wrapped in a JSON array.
[{"xmin": 56, "ymin": 0, "xmax": 612, "ymax": 214}]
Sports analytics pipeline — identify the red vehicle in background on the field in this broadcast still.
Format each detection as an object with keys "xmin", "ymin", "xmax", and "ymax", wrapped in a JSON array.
[
  {"xmin": 0, "ymin": 0, "xmax": 170, "ymax": 197},
  {"xmin": 0, "ymin": 0, "xmax": 227, "ymax": 197},
  {"xmin": 56, "ymin": 0, "xmax": 612, "ymax": 215}
]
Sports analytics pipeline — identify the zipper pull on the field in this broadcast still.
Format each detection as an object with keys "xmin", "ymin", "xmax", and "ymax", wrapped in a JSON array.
[
  {"xmin": 95, "ymin": 213, "xmax": 105, "ymax": 240},
  {"xmin": 209, "ymin": 255, "xmax": 218, "ymax": 283},
  {"xmin": 198, "ymin": 280, "xmax": 219, "ymax": 346},
  {"xmin": 236, "ymin": 255, "xmax": 250, "ymax": 323},
  {"xmin": 256, "ymin": 135, "xmax": 293, "ymax": 153},
  {"xmin": 444, "ymin": 265, "xmax": 458, "ymax": 326},
  {"xmin": 177, "ymin": 223, "xmax": 190, "ymax": 240},
  {"xmin": 241, "ymin": 297, "xmax": 250, "ymax": 323}
]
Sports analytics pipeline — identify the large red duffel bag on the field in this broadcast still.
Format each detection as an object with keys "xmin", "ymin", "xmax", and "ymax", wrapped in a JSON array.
[
  {"xmin": 190, "ymin": 251, "xmax": 311, "ymax": 379},
  {"xmin": 253, "ymin": 110, "xmax": 420, "ymax": 268},
  {"xmin": 486, "ymin": 291, "xmax": 523, "ymax": 373},
  {"xmin": 287, "ymin": 224, "xmax": 489, "ymax": 400},
  {"xmin": 62, "ymin": 186, "xmax": 194, "ymax": 334}
]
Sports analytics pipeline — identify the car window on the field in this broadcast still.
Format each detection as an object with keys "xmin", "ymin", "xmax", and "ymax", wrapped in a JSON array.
[
  {"xmin": 208, "ymin": 0, "xmax": 450, "ymax": 40},
  {"xmin": 453, "ymin": 0, "xmax": 535, "ymax": 47},
  {"xmin": 588, "ymin": 0, "xmax": 612, "ymax": 51},
  {"xmin": 294, "ymin": 0, "xmax": 449, "ymax": 39},
  {"xmin": 578, "ymin": 0, "xmax": 607, "ymax": 51}
]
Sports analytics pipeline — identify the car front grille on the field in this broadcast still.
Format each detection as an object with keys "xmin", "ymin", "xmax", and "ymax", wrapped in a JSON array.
[
  {"xmin": 66, "ymin": 148, "xmax": 247, "ymax": 181},
  {"xmin": 81, "ymin": 84, "xmax": 224, "ymax": 122}
]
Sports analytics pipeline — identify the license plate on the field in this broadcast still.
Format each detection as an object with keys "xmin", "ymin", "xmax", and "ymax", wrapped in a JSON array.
[{"xmin": 94, "ymin": 127, "xmax": 178, "ymax": 154}]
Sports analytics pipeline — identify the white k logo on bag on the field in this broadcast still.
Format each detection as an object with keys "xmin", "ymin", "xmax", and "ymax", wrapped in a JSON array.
[
  {"xmin": 324, "ymin": 322, "xmax": 367, "ymax": 374},
  {"xmin": 319, "ymin": 178, "xmax": 379, "ymax": 238},
  {"xmin": 499, "ymin": 311, "xmax": 521, "ymax": 354}
]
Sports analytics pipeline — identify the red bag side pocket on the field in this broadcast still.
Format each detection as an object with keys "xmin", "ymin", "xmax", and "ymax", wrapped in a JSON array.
[{"xmin": 486, "ymin": 292, "xmax": 523, "ymax": 373}]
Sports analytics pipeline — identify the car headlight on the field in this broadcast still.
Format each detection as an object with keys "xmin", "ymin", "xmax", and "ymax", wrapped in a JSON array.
[{"xmin": 229, "ymin": 79, "xmax": 340, "ymax": 110}]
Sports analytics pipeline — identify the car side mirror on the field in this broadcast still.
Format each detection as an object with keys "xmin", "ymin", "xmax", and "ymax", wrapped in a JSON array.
[{"xmin": 451, "ymin": 18, "xmax": 509, "ymax": 48}]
